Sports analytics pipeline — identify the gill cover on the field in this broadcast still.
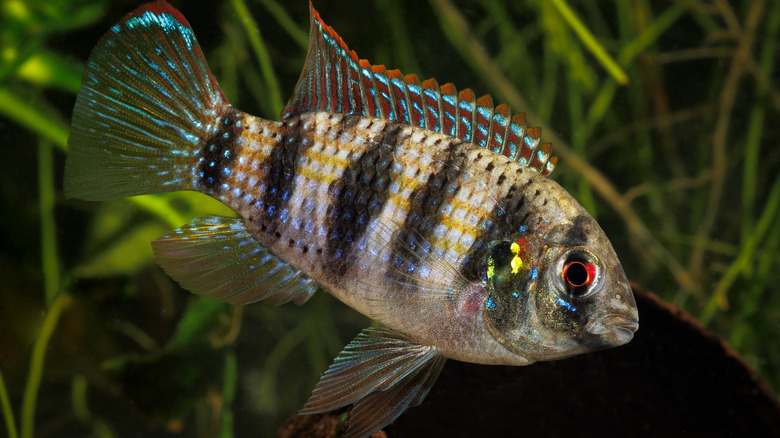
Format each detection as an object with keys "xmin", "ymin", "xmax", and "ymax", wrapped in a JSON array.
[{"xmin": 482, "ymin": 220, "xmax": 636, "ymax": 362}]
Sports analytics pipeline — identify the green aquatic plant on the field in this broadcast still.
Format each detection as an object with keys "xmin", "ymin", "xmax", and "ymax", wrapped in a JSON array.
[{"xmin": 1, "ymin": 0, "xmax": 778, "ymax": 436}]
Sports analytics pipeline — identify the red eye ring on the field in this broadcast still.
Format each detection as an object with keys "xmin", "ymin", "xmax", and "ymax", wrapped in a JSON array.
[{"xmin": 563, "ymin": 260, "xmax": 596, "ymax": 288}]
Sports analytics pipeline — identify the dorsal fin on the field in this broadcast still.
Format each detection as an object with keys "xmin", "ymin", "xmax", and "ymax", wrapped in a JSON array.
[{"xmin": 282, "ymin": 3, "xmax": 558, "ymax": 176}]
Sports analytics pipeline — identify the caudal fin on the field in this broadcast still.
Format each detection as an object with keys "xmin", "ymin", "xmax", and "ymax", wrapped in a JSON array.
[{"xmin": 65, "ymin": 0, "xmax": 228, "ymax": 201}]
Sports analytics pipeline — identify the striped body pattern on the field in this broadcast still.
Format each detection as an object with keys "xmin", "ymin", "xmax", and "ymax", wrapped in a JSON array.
[
  {"xmin": 216, "ymin": 111, "xmax": 508, "ymax": 281},
  {"xmin": 64, "ymin": 2, "xmax": 638, "ymax": 437},
  {"xmin": 207, "ymin": 110, "xmax": 574, "ymax": 361}
]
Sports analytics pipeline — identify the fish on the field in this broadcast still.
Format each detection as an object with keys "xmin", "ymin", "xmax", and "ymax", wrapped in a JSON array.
[{"xmin": 64, "ymin": 1, "xmax": 639, "ymax": 436}]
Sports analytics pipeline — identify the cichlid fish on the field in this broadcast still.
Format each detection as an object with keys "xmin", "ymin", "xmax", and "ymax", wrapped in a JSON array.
[{"xmin": 65, "ymin": 1, "xmax": 638, "ymax": 436}]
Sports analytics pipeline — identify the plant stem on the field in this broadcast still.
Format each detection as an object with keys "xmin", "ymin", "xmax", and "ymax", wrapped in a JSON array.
[
  {"xmin": 689, "ymin": 0, "xmax": 765, "ymax": 278},
  {"xmin": 701, "ymin": 174, "xmax": 780, "ymax": 325},
  {"xmin": 38, "ymin": 140, "xmax": 60, "ymax": 305},
  {"xmin": 259, "ymin": 0, "xmax": 308, "ymax": 49},
  {"xmin": 0, "ymin": 369, "xmax": 18, "ymax": 438},
  {"xmin": 231, "ymin": 0, "xmax": 284, "ymax": 117},
  {"xmin": 548, "ymin": 0, "xmax": 628, "ymax": 84},
  {"xmin": 21, "ymin": 293, "xmax": 71, "ymax": 438},
  {"xmin": 0, "ymin": 89, "xmax": 68, "ymax": 150},
  {"xmin": 219, "ymin": 353, "xmax": 237, "ymax": 438}
]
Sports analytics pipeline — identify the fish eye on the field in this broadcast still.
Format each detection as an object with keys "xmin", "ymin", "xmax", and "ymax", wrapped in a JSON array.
[
  {"xmin": 558, "ymin": 250, "xmax": 599, "ymax": 298},
  {"xmin": 563, "ymin": 261, "xmax": 592, "ymax": 287}
]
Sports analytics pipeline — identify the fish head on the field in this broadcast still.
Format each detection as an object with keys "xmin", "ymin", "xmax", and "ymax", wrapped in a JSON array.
[{"xmin": 481, "ymin": 213, "xmax": 638, "ymax": 362}]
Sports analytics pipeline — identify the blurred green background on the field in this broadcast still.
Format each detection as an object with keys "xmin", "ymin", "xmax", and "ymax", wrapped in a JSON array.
[{"xmin": 1, "ymin": 0, "xmax": 778, "ymax": 436}]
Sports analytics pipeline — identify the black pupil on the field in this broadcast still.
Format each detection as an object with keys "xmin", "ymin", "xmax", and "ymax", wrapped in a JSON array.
[{"xmin": 565, "ymin": 262, "xmax": 589, "ymax": 287}]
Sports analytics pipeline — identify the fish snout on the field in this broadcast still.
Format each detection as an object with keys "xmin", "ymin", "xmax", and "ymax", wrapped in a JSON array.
[{"xmin": 585, "ymin": 313, "xmax": 638, "ymax": 346}]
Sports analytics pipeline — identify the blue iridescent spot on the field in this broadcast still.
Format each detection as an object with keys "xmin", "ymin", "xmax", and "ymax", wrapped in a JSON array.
[
  {"xmin": 393, "ymin": 84, "xmax": 410, "ymax": 122},
  {"xmin": 518, "ymin": 225, "xmax": 528, "ymax": 233},
  {"xmin": 460, "ymin": 116, "xmax": 472, "ymax": 140},
  {"xmin": 529, "ymin": 267, "xmax": 538, "ymax": 281},
  {"xmin": 556, "ymin": 297, "xmax": 577, "ymax": 312},
  {"xmin": 444, "ymin": 111, "xmax": 456, "ymax": 135},
  {"xmin": 442, "ymin": 94, "xmax": 456, "ymax": 107},
  {"xmin": 512, "ymin": 291, "xmax": 520, "ymax": 298},
  {"xmin": 412, "ymin": 102, "xmax": 424, "ymax": 127},
  {"xmin": 485, "ymin": 296, "xmax": 496, "ymax": 310},
  {"xmin": 380, "ymin": 92, "xmax": 393, "ymax": 120},
  {"xmin": 493, "ymin": 132, "xmax": 503, "ymax": 148},
  {"xmin": 368, "ymin": 89, "xmax": 378, "ymax": 116}
]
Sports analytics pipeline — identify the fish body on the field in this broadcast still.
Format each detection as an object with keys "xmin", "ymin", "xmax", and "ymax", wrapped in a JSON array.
[{"xmin": 65, "ymin": 2, "xmax": 638, "ymax": 436}]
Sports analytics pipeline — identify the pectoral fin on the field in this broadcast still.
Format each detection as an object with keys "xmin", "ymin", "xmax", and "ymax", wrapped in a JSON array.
[
  {"xmin": 300, "ymin": 326, "xmax": 446, "ymax": 438},
  {"xmin": 152, "ymin": 215, "xmax": 316, "ymax": 305}
]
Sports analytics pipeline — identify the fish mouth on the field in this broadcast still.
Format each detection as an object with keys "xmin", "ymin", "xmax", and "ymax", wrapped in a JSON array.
[{"xmin": 586, "ymin": 314, "xmax": 638, "ymax": 345}]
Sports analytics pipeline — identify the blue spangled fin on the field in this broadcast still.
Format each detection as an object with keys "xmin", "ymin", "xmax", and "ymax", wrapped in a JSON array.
[
  {"xmin": 299, "ymin": 327, "xmax": 445, "ymax": 437},
  {"xmin": 152, "ymin": 216, "xmax": 316, "ymax": 306},
  {"xmin": 283, "ymin": 4, "xmax": 558, "ymax": 175},
  {"xmin": 65, "ymin": 1, "xmax": 228, "ymax": 201}
]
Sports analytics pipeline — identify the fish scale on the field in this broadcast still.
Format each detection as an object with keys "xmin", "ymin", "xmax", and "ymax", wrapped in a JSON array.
[{"xmin": 64, "ymin": 2, "xmax": 638, "ymax": 437}]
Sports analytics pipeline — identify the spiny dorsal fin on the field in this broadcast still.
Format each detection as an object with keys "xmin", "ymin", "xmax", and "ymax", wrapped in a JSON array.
[{"xmin": 282, "ymin": 3, "xmax": 557, "ymax": 176}]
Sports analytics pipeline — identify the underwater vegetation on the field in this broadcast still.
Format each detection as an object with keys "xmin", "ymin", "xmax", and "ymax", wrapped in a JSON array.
[{"xmin": 0, "ymin": 0, "xmax": 778, "ymax": 437}]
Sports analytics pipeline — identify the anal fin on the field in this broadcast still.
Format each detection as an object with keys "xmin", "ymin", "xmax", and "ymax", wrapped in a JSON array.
[
  {"xmin": 152, "ymin": 216, "xmax": 316, "ymax": 306},
  {"xmin": 300, "ymin": 326, "xmax": 446, "ymax": 437}
]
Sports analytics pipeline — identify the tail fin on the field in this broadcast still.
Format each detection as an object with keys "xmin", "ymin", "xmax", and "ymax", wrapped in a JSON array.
[{"xmin": 65, "ymin": 0, "xmax": 228, "ymax": 201}]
